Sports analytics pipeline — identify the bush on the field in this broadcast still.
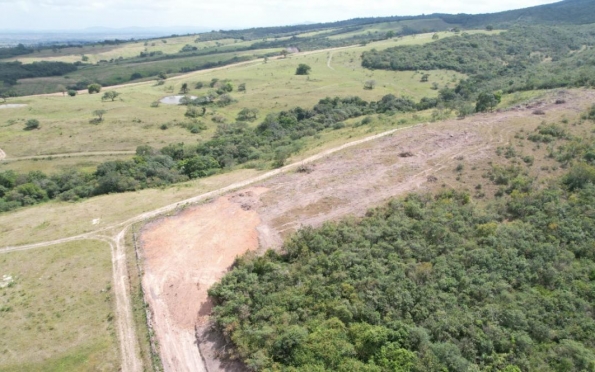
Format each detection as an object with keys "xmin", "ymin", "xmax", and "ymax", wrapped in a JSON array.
[
  {"xmin": 67, "ymin": 90, "xmax": 77, "ymax": 97},
  {"xmin": 24, "ymin": 119, "xmax": 40, "ymax": 130},
  {"xmin": 563, "ymin": 163, "xmax": 595, "ymax": 191},
  {"xmin": 87, "ymin": 83, "xmax": 101, "ymax": 94},
  {"xmin": 185, "ymin": 106, "xmax": 204, "ymax": 118},
  {"xmin": 295, "ymin": 64, "xmax": 311, "ymax": 75}
]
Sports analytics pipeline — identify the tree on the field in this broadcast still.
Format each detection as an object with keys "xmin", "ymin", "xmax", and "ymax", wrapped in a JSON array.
[
  {"xmin": 195, "ymin": 81, "xmax": 204, "ymax": 89},
  {"xmin": 432, "ymin": 33, "xmax": 440, "ymax": 40},
  {"xmin": 238, "ymin": 83, "xmax": 246, "ymax": 92},
  {"xmin": 486, "ymin": 25, "xmax": 494, "ymax": 31},
  {"xmin": 475, "ymin": 92, "xmax": 502, "ymax": 112},
  {"xmin": 180, "ymin": 83, "xmax": 189, "ymax": 94},
  {"xmin": 420, "ymin": 73, "xmax": 430, "ymax": 82},
  {"xmin": 385, "ymin": 30, "xmax": 395, "ymax": 39},
  {"xmin": 67, "ymin": 90, "xmax": 77, "ymax": 97},
  {"xmin": 24, "ymin": 119, "xmax": 40, "ymax": 130},
  {"xmin": 157, "ymin": 72, "xmax": 168, "ymax": 80},
  {"xmin": 92, "ymin": 109, "xmax": 106, "ymax": 122},
  {"xmin": 88, "ymin": 83, "xmax": 102, "ymax": 94},
  {"xmin": 280, "ymin": 50, "xmax": 288, "ymax": 58},
  {"xmin": 101, "ymin": 91, "xmax": 120, "ymax": 101},
  {"xmin": 296, "ymin": 64, "xmax": 311, "ymax": 75}
]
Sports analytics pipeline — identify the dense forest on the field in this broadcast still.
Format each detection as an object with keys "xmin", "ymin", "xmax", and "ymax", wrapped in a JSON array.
[
  {"xmin": 441, "ymin": 0, "xmax": 595, "ymax": 28},
  {"xmin": 362, "ymin": 25, "xmax": 595, "ymax": 101},
  {"xmin": 209, "ymin": 128, "xmax": 595, "ymax": 371}
]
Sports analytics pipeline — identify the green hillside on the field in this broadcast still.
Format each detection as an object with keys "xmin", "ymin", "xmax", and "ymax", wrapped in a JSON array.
[{"xmin": 441, "ymin": 0, "xmax": 595, "ymax": 27}]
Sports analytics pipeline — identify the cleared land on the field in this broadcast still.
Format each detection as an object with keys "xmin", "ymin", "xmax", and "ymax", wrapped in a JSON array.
[
  {"xmin": 138, "ymin": 88, "xmax": 595, "ymax": 371},
  {"xmin": 0, "ymin": 240, "xmax": 119, "ymax": 371}
]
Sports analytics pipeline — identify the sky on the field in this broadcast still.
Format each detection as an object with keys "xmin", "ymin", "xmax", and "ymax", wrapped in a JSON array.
[{"xmin": 0, "ymin": 0, "xmax": 561, "ymax": 31}]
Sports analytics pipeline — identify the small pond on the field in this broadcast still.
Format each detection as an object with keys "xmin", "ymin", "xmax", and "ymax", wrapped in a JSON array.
[
  {"xmin": 159, "ymin": 96, "xmax": 197, "ymax": 105},
  {"xmin": 0, "ymin": 104, "xmax": 27, "ymax": 109}
]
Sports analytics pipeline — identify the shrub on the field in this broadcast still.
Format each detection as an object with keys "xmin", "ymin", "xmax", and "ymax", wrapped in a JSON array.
[
  {"xmin": 295, "ymin": 64, "xmax": 311, "ymax": 75},
  {"xmin": 87, "ymin": 83, "xmax": 102, "ymax": 94},
  {"xmin": 67, "ymin": 90, "xmax": 77, "ymax": 97},
  {"xmin": 24, "ymin": 119, "xmax": 40, "ymax": 130}
]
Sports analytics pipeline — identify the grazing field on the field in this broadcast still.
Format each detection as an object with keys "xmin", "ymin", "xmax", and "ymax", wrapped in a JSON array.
[
  {"xmin": 0, "ymin": 240, "xmax": 119, "ymax": 371},
  {"xmin": 0, "ymin": 34, "xmax": 466, "ymax": 160},
  {"xmin": 5, "ymin": 36, "xmax": 251, "ymax": 64},
  {"xmin": 0, "ymin": 154, "xmax": 134, "ymax": 174}
]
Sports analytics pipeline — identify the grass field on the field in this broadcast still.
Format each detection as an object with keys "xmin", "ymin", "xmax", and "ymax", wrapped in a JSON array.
[
  {"xmin": 0, "ymin": 240, "xmax": 119, "ymax": 371},
  {"xmin": 328, "ymin": 18, "xmax": 454, "ymax": 40},
  {"xmin": 4, "ymin": 36, "xmax": 249, "ymax": 64},
  {"xmin": 0, "ymin": 34, "xmax": 469, "ymax": 159},
  {"xmin": 10, "ymin": 47, "xmax": 280, "ymax": 95},
  {"xmin": 0, "ymin": 154, "xmax": 134, "ymax": 174}
]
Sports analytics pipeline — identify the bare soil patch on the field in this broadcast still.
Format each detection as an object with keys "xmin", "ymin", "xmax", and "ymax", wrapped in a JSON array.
[
  {"xmin": 139, "ymin": 89, "xmax": 595, "ymax": 371},
  {"xmin": 140, "ymin": 188, "xmax": 267, "ymax": 372}
]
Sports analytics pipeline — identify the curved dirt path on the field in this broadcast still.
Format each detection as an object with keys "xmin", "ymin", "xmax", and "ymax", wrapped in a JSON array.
[
  {"xmin": 327, "ymin": 52, "xmax": 335, "ymax": 70},
  {"xmin": 0, "ymin": 148, "xmax": 5, "ymax": 161}
]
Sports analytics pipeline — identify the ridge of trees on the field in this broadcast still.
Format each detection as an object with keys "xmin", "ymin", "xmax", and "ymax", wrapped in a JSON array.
[{"xmin": 361, "ymin": 25, "xmax": 595, "ymax": 102}]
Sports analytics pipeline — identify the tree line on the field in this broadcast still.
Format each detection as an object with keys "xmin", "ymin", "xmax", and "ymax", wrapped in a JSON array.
[
  {"xmin": 0, "ymin": 93, "xmax": 439, "ymax": 213},
  {"xmin": 361, "ymin": 25, "xmax": 595, "ymax": 108}
]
